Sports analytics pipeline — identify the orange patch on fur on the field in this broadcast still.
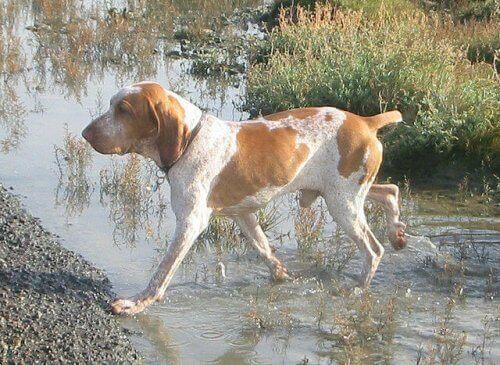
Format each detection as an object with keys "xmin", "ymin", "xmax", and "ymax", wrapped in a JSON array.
[
  {"xmin": 263, "ymin": 108, "xmax": 321, "ymax": 121},
  {"xmin": 337, "ymin": 110, "xmax": 400, "ymax": 184},
  {"xmin": 208, "ymin": 123, "xmax": 309, "ymax": 209},
  {"xmin": 336, "ymin": 112, "xmax": 382, "ymax": 184}
]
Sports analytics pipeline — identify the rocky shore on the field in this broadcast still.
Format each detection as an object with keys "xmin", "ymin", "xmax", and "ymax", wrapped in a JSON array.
[{"xmin": 0, "ymin": 185, "xmax": 140, "ymax": 363}]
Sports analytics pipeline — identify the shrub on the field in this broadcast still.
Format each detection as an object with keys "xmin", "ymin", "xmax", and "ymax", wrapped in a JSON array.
[
  {"xmin": 420, "ymin": 0, "xmax": 499, "ymax": 22},
  {"xmin": 246, "ymin": 5, "xmax": 500, "ymax": 175}
]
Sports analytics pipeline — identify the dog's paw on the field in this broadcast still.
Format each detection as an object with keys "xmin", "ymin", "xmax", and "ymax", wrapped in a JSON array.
[
  {"xmin": 389, "ymin": 222, "xmax": 407, "ymax": 250},
  {"xmin": 271, "ymin": 263, "xmax": 292, "ymax": 282},
  {"xmin": 110, "ymin": 298, "xmax": 145, "ymax": 315}
]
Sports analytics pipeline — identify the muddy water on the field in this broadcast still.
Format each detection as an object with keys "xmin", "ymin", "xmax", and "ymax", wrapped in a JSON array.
[{"xmin": 1, "ymin": 1, "xmax": 498, "ymax": 364}]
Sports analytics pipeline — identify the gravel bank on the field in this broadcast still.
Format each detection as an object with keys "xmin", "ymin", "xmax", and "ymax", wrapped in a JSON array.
[{"xmin": 0, "ymin": 185, "xmax": 140, "ymax": 363}]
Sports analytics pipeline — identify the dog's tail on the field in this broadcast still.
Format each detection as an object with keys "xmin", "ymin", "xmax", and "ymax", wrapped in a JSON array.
[{"xmin": 365, "ymin": 110, "xmax": 402, "ymax": 131}]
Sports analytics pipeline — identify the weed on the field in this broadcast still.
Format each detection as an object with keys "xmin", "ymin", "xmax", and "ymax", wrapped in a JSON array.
[
  {"xmin": 247, "ymin": 4, "xmax": 500, "ymax": 176},
  {"xmin": 417, "ymin": 297, "xmax": 468, "ymax": 365},
  {"xmin": 196, "ymin": 216, "xmax": 244, "ymax": 254},
  {"xmin": 195, "ymin": 203, "xmax": 285, "ymax": 257},
  {"xmin": 257, "ymin": 203, "xmax": 284, "ymax": 235},
  {"xmin": 292, "ymin": 201, "xmax": 356, "ymax": 272},
  {"xmin": 293, "ymin": 204, "xmax": 326, "ymax": 252},
  {"xmin": 244, "ymin": 286, "xmax": 299, "ymax": 333},
  {"xmin": 470, "ymin": 315, "xmax": 498, "ymax": 365},
  {"xmin": 323, "ymin": 287, "xmax": 405, "ymax": 364}
]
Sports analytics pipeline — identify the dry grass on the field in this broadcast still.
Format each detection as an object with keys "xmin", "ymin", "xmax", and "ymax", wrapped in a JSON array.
[
  {"xmin": 292, "ymin": 198, "xmax": 358, "ymax": 272},
  {"xmin": 416, "ymin": 297, "xmax": 468, "ymax": 365},
  {"xmin": 322, "ymin": 286, "xmax": 407, "ymax": 364}
]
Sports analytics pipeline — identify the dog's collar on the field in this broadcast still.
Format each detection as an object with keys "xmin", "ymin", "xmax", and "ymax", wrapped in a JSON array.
[{"xmin": 160, "ymin": 112, "xmax": 206, "ymax": 175}]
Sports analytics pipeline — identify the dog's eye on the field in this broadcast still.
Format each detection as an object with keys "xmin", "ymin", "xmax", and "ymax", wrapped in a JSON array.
[{"xmin": 117, "ymin": 101, "xmax": 128, "ymax": 113}]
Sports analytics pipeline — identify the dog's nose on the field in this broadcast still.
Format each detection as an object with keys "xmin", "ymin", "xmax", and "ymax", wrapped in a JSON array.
[{"xmin": 82, "ymin": 126, "xmax": 93, "ymax": 142}]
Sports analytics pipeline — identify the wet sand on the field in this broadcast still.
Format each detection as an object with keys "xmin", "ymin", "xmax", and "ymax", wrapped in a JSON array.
[{"xmin": 0, "ymin": 184, "xmax": 139, "ymax": 363}]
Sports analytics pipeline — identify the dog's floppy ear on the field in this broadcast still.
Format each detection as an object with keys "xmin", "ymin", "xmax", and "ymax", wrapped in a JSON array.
[{"xmin": 151, "ymin": 95, "xmax": 190, "ymax": 169}]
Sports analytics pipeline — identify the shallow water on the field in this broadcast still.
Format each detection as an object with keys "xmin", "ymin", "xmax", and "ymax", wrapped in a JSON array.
[{"xmin": 1, "ymin": 1, "xmax": 498, "ymax": 364}]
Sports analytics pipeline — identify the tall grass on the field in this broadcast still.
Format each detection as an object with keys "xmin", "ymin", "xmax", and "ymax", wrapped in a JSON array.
[{"xmin": 247, "ymin": 4, "xmax": 499, "ymax": 176}]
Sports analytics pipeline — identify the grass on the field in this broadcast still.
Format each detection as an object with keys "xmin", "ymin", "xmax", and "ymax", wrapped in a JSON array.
[
  {"xmin": 420, "ymin": 0, "xmax": 500, "ymax": 22},
  {"xmin": 322, "ymin": 286, "xmax": 406, "ymax": 364},
  {"xmin": 292, "ymin": 199, "xmax": 356, "ymax": 272},
  {"xmin": 247, "ymin": 3, "xmax": 500, "ymax": 177},
  {"xmin": 416, "ymin": 297, "xmax": 468, "ymax": 365}
]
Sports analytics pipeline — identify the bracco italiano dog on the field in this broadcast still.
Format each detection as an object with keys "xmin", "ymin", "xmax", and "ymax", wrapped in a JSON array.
[{"xmin": 82, "ymin": 81, "xmax": 407, "ymax": 315}]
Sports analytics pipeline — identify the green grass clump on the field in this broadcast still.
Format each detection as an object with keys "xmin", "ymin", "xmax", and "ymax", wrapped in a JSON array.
[
  {"xmin": 246, "ymin": 5, "xmax": 499, "ymax": 175},
  {"xmin": 421, "ymin": 0, "xmax": 499, "ymax": 22}
]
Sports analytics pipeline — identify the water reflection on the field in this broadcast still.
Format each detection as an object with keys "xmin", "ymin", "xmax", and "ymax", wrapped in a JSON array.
[
  {"xmin": 99, "ymin": 155, "xmax": 168, "ymax": 247},
  {"xmin": 135, "ymin": 314, "xmax": 182, "ymax": 365},
  {"xmin": 0, "ymin": 0, "xmax": 260, "ymax": 153},
  {"xmin": 54, "ymin": 126, "xmax": 94, "ymax": 217},
  {"xmin": 53, "ymin": 124, "xmax": 170, "ymax": 246},
  {"xmin": 0, "ymin": 86, "xmax": 27, "ymax": 153}
]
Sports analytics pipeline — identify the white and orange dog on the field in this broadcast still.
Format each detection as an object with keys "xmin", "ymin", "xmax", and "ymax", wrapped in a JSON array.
[{"xmin": 82, "ymin": 81, "xmax": 406, "ymax": 315}]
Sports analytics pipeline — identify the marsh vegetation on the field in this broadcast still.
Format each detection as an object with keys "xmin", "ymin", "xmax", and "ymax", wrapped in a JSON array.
[{"xmin": 248, "ymin": 0, "xmax": 499, "ymax": 179}]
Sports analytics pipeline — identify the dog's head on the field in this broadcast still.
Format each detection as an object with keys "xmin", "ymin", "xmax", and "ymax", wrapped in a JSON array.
[{"xmin": 82, "ymin": 82, "xmax": 193, "ymax": 168}]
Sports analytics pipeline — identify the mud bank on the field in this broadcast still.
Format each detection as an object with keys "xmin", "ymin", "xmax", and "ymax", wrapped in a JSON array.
[{"xmin": 0, "ymin": 184, "xmax": 139, "ymax": 364}]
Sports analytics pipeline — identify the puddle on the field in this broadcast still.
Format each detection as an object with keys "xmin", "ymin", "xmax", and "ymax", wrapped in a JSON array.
[{"xmin": 0, "ymin": 1, "xmax": 498, "ymax": 364}]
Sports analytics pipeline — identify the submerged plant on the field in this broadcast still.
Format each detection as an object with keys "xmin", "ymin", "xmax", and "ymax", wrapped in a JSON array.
[
  {"xmin": 323, "ymin": 287, "xmax": 405, "ymax": 364},
  {"xmin": 293, "ymin": 199, "xmax": 356, "ymax": 272},
  {"xmin": 416, "ymin": 297, "xmax": 468, "ymax": 365}
]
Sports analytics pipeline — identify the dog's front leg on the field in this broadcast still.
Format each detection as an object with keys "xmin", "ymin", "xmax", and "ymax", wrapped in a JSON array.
[{"xmin": 111, "ymin": 205, "xmax": 211, "ymax": 315}]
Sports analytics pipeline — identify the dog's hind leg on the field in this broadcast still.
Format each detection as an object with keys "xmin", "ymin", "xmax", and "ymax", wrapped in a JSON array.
[
  {"xmin": 367, "ymin": 184, "xmax": 407, "ymax": 250},
  {"xmin": 235, "ymin": 213, "xmax": 290, "ymax": 281},
  {"xmin": 324, "ymin": 193, "xmax": 384, "ymax": 287}
]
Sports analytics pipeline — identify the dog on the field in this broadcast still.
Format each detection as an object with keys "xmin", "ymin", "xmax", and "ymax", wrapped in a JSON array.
[{"xmin": 82, "ymin": 81, "xmax": 407, "ymax": 315}]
